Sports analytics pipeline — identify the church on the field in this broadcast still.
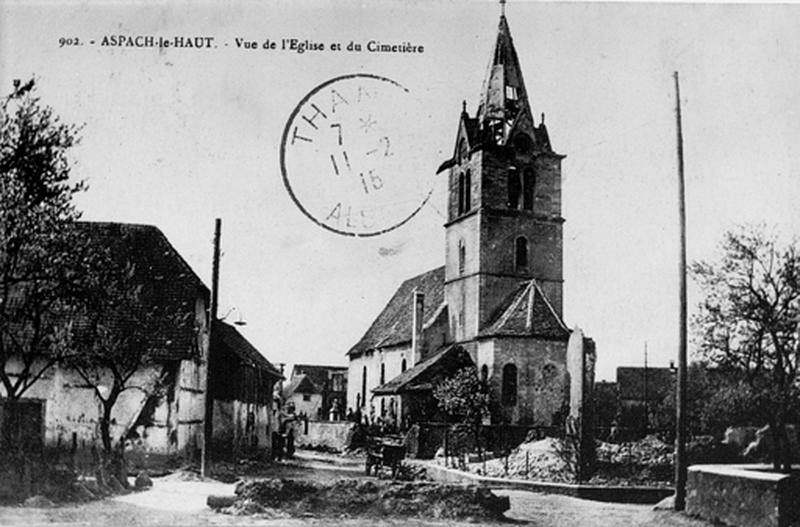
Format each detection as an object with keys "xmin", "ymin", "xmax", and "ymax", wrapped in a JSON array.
[{"xmin": 346, "ymin": 8, "xmax": 596, "ymax": 429}]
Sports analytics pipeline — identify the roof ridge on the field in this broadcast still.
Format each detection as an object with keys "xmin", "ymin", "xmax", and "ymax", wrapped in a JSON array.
[{"xmin": 530, "ymin": 279, "xmax": 569, "ymax": 331}]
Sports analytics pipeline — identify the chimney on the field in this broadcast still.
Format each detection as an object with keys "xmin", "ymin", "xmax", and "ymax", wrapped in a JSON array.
[{"xmin": 411, "ymin": 289, "xmax": 425, "ymax": 366}]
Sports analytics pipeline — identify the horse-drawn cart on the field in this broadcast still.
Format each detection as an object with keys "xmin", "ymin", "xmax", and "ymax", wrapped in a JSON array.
[{"xmin": 365, "ymin": 435, "xmax": 406, "ymax": 478}]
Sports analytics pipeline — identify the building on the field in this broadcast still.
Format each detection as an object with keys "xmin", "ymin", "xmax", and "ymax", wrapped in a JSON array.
[
  {"xmin": 0, "ymin": 221, "xmax": 282, "ymax": 459},
  {"xmin": 347, "ymin": 9, "xmax": 596, "ymax": 428},
  {"xmin": 208, "ymin": 320, "xmax": 283, "ymax": 455},
  {"xmin": 1, "ymin": 222, "xmax": 209, "ymax": 457},
  {"xmin": 283, "ymin": 364, "xmax": 347, "ymax": 421}
]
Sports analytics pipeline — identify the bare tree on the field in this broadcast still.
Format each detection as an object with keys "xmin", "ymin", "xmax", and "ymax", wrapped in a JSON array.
[
  {"xmin": 0, "ymin": 79, "xmax": 85, "ymax": 399},
  {"xmin": 692, "ymin": 226, "xmax": 800, "ymax": 471}
]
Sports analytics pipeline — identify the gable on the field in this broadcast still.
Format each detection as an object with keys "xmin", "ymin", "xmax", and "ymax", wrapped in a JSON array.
[
  {"xmin": 347, "ymin": 266, "xmax": 445, "ymax": 358},
  {"xmin": 479, "ymin": 279, "xmax": 569, "ymax": 340}
]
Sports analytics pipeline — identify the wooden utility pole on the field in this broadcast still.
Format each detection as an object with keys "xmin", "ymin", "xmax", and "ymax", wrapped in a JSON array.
[
  {"xmin": 673, "ymin": 71, "xmax": 688, "ymax": 511},
  {"xmin": 201, "ymin": 218, "xmax": 221, "ymax": 478}
]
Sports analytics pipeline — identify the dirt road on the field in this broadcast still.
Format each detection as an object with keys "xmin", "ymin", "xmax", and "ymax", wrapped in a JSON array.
[{"xmin": 0, "ymin": 454, "xmax": 712, "ymax": 527}]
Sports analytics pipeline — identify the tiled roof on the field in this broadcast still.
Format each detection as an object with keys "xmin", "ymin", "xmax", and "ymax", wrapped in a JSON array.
[
  {"xmin": 479, "ymin": 280, "xmax": 569, "ymax": 340},
  {"xmin": 68, "ymin": 222, "xmax": 208, "ymax": 360},
  {"xmin": 283, "ymin": 373, "xmax": 318, "ymax": 397},
  {"xmin": 347, "ymin": 266, "xmax": 445, "ymax": 357},
  {"xmin": 372, "ymin": 344, "xmax": 474, "ymax": 395},
  {"xmin": 213, "ymin": 320, "xmax": 282, "ymax": 378},
  {"xmin": 292, "ymin": 364, "xmax": 347, "ymax": 392}
]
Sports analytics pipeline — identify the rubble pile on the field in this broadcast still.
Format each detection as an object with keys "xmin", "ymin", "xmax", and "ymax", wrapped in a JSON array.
[
  {"xmin": 596, "ymin": 435, "xmax": 674, "ymax": 466},
  {"xmin": 219, "ymin": 478, "xmax": 509, "ymax": 520},
  {"xmin": 465, "ymin": 437, "xmax": 573, "ymax": 482}
]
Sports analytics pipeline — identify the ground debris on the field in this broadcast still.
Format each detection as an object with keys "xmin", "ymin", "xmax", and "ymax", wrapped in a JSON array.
[
  {"xmin": 226, "ymin": 478, "xmax": 509, "ymax": 520},
  {"xmin": 464, "ymin": 437, "xmax": 574, "ymax": 482}
]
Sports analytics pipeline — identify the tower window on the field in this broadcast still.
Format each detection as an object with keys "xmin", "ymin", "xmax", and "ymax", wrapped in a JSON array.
[
  {"xmin": 401, "ymin": 358, "xmax": 407, "ymax": 373},
  {"xmin": 523, "ymin": 168, "xmax": 535, "ymax": 211},
  {"xmin": 507, "ymin": 168, "xmax": 520, "ymax": 209},
  {"xmin": 515, "ymin": 236, "xmax": 528, "ymax": 270},
  {"xmin": 481, "ymin": 364, "xmax": 488, "ymax": 383},
  {"xmin": 505, "ymin": 86, "xmax": 517, "ymax": 101},
  {"xmin": 458, "ymin": 239, "xmax": 466, "ymax": 275},
  {"xmin": 501, "ymin": 363, "xmax": 518, "ymax": 406},
  {"xmin": 464, "ymin": 170, "xmax": 471, "ymax": 212},
  {"xmin": 380, "ymin": 363, "xmax": 385, "ymax": 384},
  {"xmin": 457, "ymin": 173, "xmax": 466, "ymax": 215}
]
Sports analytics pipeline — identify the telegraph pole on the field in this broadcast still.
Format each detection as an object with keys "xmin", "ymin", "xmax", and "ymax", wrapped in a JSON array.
[
  {"xmin": 673, "ymin": 71, "xmax": 688, "ymax": 511},
  {"xmin": 201, "ymin": 218, "xmax": 221, "ymax": 478}
]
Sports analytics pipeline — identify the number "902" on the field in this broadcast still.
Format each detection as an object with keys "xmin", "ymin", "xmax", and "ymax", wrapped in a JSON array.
[{"xmin": 58, "ymin": 37, "xmax": 81, "ymax": 47}]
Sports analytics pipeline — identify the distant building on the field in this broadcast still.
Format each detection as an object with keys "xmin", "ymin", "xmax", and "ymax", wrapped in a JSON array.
[
  {"xmin": 346, "ymin": 10, "xmax": 596, "ymax": 430},
  {"xmin": 284, "ymin": 364, "xmax": 347, "ymax": 421},
  {"xmin": 616, "ymin": 366, "xmax": 675, "ymax": 434}
]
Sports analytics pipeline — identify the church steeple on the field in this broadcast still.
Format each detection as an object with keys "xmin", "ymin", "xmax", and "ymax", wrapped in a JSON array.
[
  {"xmin": 442, "ymin": 4, "xmax": 565, "ymax": 344},
  {"xmin": 477, "ymin": 12, "xmax": 531, "ymax": 144}
]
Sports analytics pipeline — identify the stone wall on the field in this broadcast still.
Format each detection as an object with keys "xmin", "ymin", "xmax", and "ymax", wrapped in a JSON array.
[
  {"xmin": 686, "ymin": 464, "xmax": 800, "ymax": 527},
  {"xmin": 289, "ymin": 420, "xmax": 356, "ymax": 452}
]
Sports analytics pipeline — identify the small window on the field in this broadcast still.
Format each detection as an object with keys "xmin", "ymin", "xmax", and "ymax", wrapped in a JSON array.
[
  {"xmin": 401, "ymin": 359, "xmax": 407, "ymax": 373},
  {"xmin": 515, "ymin": 237, "xmax": 528, "ymax": 270},
  {"xmin": 480, "ymin": 364, "xmax": 488, "ymax": 383},
  {"xmin": 302, "ymin": 394, "xmax": 311, "ymax": 402},
  {"xmin": 502, "ymin": 364, "xmax": 518, "ymax": 406},
  {"xmin": 380, "ymin": 363, "xmax": 385, "ymax": 384},
  {"xmin": 457, "ymin": 173, "xmax": 466, "ymax": 215},
  {"xmin": 356, "ymin": 393, "xmax": 361, "ymax": 410},
  {"xmin": 506, "ymin": 86, "xmax": 517, "ymax": 100},
  {"xmin": 380, "ymin": 398, "xmax": 385, "ymax": 417},
  {"xmin": 507, "ymin": 168, "xmax": 520, "ymax": 209},
  {"xmin": 523, "ymin": 168, "xmax": 535, "ymax": 211},
  {"xmin": 458, "ymin": 240, "xmax": 466, "ymax": 275}
]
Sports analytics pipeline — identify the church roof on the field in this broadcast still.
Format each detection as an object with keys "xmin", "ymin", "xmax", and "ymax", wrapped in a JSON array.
[
  {"xmin": 347, "ymin": 266, "xmax": 445, "ymax": 357},
  {"xmin": 479, "ymin": 279, "xmax": 570, "ymax": 340},
  {"xmin": 372, "ymin": 344, "xmax": 473, "ymax": 395}
]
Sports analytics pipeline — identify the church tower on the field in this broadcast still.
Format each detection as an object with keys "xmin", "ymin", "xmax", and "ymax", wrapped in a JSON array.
[{"xmin": 440, "ymin": 9, "xmax": 565, "ymax": 344}]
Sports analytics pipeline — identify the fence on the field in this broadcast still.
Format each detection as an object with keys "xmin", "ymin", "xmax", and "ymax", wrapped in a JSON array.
[{"xmin": 407, "ymin": 422, "xmax": 676, "ymax": 484}]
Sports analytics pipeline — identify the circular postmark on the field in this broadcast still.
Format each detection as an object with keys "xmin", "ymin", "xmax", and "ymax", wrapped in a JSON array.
[{"xmin": 280, "ymin": 74, "xmax": 433, "ymax": 237}]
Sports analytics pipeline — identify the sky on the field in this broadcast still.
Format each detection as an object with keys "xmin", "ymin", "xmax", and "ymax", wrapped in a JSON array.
[{"xmin": 1, "ymin": 0, "xmax": 799, "ymax": 381}]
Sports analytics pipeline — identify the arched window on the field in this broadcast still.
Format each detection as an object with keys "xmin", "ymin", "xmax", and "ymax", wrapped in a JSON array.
[
  {"xmin": 361, "ymin": 366, "xmax": 367, "ymax": 405},
  {"xmin": 522, "ymin": 168, "xmax": 535, "ymax": 211},
  {"xmin": 457, "ymin": 138, "xmax": 467, "ymax": 165},
  {"xmin": 464, "ymin": 170, "xmax": 471, "ymax": 212},
  {"xmin": 380, "ymin": 398, "xmax": 385, "ymax": 417},
  {"xmin": 401, "ymin": 358, "xmax": 407, "ymax": 373},
  {"xmin": 380, "ymin": 363, "xmax": 385, "ymax": 384},
  {"xmin": 458, "ymin": 239, "xmax": 466, "ymax": 275},
  {"xmin": 356, "ymin": 393, "xmax": 361, "ymax": 410},
  {"xmin": 480, "ymin": 364, "xmax": 488, "ymax": 383},
  {"xmin": 457, "ymin": 172, "xmax": 466, "ymax": 215},
  {"xmin": 515, "ymin": 236, "xmax": 528, "ymax": 270},
  {"xmin": 507, "ymin": 168, "xmax": 520, "ymax": 209},
  {"xmin": 501, "ymin": 364, "xmax": 518, "ymax": 406}
]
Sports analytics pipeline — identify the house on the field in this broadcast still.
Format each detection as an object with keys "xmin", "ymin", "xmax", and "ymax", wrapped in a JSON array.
[
  {"xmin": 282, "ymin": 374, "xmax": 322, "ymax": 419},
  {"xmin": 291, "ymin": 364, "xmax": 347, "ymax": 420},
  {"xmin": 208, "ymin": 320, "xmax": 283, "ymax": 455},
  {"xmin": 616, "ymin": 366, "xmax": 675, "ymax": 434},
  {"xmin": 1, "ymin": 222, "xmax": 209, "ymax": 458},
  {"xmin": 1, "ymin": 221, "xmax": 282, "ymax": 460},
  {"xmin": 347, "ymin": 10, "xmax": 596, "ymax": 429}
]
